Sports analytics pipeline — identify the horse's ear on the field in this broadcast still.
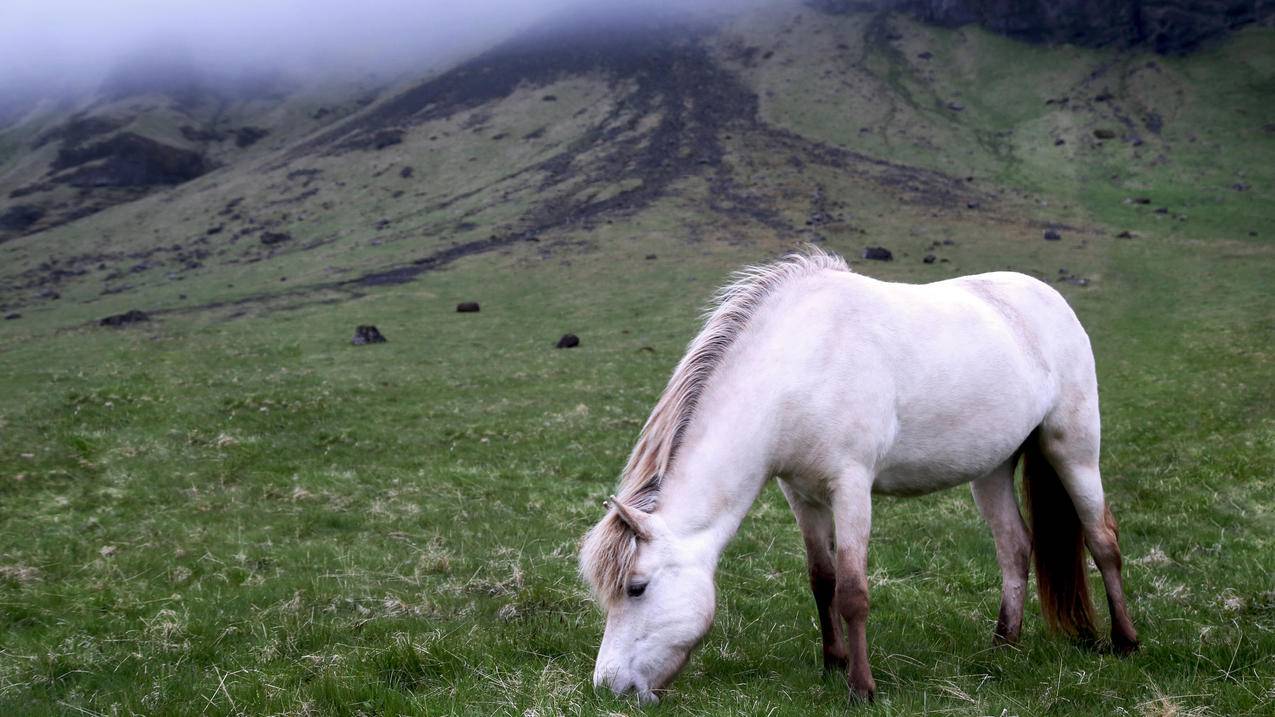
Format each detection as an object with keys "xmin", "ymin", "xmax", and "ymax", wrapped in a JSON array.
[{"xmin": 607, "ymin": 496, "xmax": 652, "ymax": 540}]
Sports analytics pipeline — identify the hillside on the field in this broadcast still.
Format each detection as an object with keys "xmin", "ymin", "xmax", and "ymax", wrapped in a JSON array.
[{"xmin": 0, "ymin": 1, "xmax": 1272, "ymax": 715}]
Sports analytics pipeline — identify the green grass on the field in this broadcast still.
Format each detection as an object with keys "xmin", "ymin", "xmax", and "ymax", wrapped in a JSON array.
[{"xmin": 1, "ymin": 6, "xmax": 1273, "ymax": 716}]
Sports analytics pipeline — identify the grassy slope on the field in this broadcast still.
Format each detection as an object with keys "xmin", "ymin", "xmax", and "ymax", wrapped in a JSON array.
[{"xmin": 1, "ymin": 5, "xmax": 1273, "ymax": 716}]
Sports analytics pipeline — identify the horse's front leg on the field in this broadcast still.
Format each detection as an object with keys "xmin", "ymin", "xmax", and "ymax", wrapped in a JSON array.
[
  {"xmin": 971, "ymin": 459, "xmax": 1031, "ymax": 645},
  {"xmin": 831, "ymin": 473, "xmax": 875, "ymax": 702},
  {"xmin": 779, "ymin": 480, "xmax": 846, "ymax": 671}
]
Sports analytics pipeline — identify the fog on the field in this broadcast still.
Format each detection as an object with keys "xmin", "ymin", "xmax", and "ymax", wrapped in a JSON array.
[
  {"xmin": 0, "ymin": 0, "xmax": 780, "ymax": 107},
  {"xmin": 0, "ymin": 0, "xmax": 597, "ymax": 101}
]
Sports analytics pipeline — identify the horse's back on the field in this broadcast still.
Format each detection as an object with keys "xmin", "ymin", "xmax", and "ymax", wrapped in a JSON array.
[{"xmin": 754, "ymin": 268, "xmax": 1096, "ymax": 494}]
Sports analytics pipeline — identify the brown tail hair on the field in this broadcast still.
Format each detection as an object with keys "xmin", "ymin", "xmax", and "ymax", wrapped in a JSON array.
[{"xmin": 1021, "ymin": 429, "xmax": 1097, "ymax": 640}]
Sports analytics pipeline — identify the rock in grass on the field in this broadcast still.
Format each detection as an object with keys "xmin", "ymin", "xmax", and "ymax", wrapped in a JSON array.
[
  {"xmin": 456, "ymin": 301, "xmax": 480, "ymax": 313},
  {"xmin": 1116, "ymin": 230, "xmax": 1134, "ymax": 238},
  {"xmin": 556, "ymin": 334, "xmax": 580, "ymax": 349},
  {"xmin": 1043, "ymin": 228, "xmax": 1062, "ymax": 241},
  {"xmin": 862, "ymin": 246, "xmax": 893, "ymax": 261},
  {"xmin": 4, "ymin": 313, "xmax": 19, "ymax": 320},
  {"xmin": 351, "ymin": 325, "xmax": 387, "ymax": 345},
  {"xmin": 1094, "ymin": 128, "xmax": 1117, "ymax": 140},
  {"xmin": 923, "ymin": 254, "xmax": 936, "ymax": 264},
  {"xmin": 100, "ymin": 309, "xmax": 149, "ymax": 327}
]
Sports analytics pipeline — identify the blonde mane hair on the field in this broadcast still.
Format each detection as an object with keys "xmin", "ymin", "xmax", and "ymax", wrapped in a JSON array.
[{"xmin": 580, "ymin": 247, "xmax": 850, "ymax": 601}]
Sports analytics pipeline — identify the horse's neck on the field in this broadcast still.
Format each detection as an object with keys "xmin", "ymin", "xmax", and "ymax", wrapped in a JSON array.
[{"xmin": 655, "ymin": 389, "xmax": 771, "ymax": 569}]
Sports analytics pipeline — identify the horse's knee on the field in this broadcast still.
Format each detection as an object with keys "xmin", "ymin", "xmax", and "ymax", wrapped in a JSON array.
[
  {"xmin": 834, "ymin": 579, "xmax": 869, "ymax": 623},
  {"xmin": 810, "ymin": 565, "xmax": 836, "ymax": 601}
]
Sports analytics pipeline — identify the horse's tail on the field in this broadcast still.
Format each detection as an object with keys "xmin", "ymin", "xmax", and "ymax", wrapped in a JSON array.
[{"xmin": 1021, "ymin": 429, "xmax": 1097, "ymax": 639}]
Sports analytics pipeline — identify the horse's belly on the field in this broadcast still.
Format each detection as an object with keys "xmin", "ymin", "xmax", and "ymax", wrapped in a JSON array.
[
  {"xmin": 871, "ymin": 460, "xmax": 995, "ymax": 496},
  {"xmin": 871, "ymin": 417, "xmax": 1033, "ymax": 496}
]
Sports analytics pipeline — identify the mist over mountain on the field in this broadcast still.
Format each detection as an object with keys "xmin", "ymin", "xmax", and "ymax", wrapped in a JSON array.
[{"xmin": 0, "ymin": 0, "xmax": 586, "ymax": 103}]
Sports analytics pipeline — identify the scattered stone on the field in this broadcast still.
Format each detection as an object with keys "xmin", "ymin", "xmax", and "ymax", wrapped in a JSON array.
[
  {"xmin": 862, "ymin": 246, "xmax": 893, "ymax": 261},
  {"xmin": 456, "ymin": 302, "xmax": 480, "ymax": 313},
  {"xmin": 100, "ymin": 309, "xmax": 149, "ymax": 327},
  {"xmin": 917, "ymin": 51, "xmax": 933, "ymax": 60},
  {"xmin": 351, "ymin": 325, "xmax": 387, "ymax": 345},
  {"xmin": 947, "ymin": 101, "xmax": 965, "ymax": 112},
  {"xmin": 375, "ymin": 219, "xmax": 391, "ymax": 230},
  {"xmin": 966, "ymin": 201, "xmax": 979, "ymax": 209},
  {"xmin": 542, "ymin": 94, "xmax": 558, "ymax": 102},
  {"xmin": 1130, "ymin": 136, "xmax": 1144, "ymax": 146},
  {"xmin": 1127, "ymin": 196, "xmax": 1152, "ymax": 205},
  {"xmin": 1154, "ymin": 207, "xmax": 1169, "ymax": 214},
  {"xmin": 645, "ymin": 254, "xmax": 657, "ymax": 260},
  {"xmin": 942, "ymin": 239, "xmax": 956, "ymax": 246},
  {"xmin": 923, "ymin": 254, "xmax": 936, "ymax": 264},
  {"xmin": 400, "ymin": 166, "xmax": 414, "ymax": 178},
  {"xmin": 1116, "ymin": 230, "xmax": 1134, "ymax": 238},
  {"xmin": 1093, "ymin": 128, "xmax": 1117, "ymax": 140},
  {"xmin": 1094, "ymin": 91, "xmax": 1114, "ymax": 102},
  {"xmin": 1054, "ymin": 138, "xmax": 1066, "ymax": 146},
  {"xmin": 1066, "ymin": 276, "xmax": 1090, "ymax": 286},
  {"xmin": 261, "ymin": 231, "xmax": 292, "ymax": 246},
  {"xmin": 1043, "ymin": 228, "xmax": 1062, "ymax": 241},
  {"xmin": 206, "ymin": 224, "xmax": 223, "ymax": 235},
  {"xmin": 4, "ymin": 313, "xmax": 20, "ymax": 320},
  {"xmin": 556, "ymin": 333, "xmax": 580, "ymax": 349},
  {"xmin": 1232, "ymin": 182, "xmax": 1250, "ymax": 191}
]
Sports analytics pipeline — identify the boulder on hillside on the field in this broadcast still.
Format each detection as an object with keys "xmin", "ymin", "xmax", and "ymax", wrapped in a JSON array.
[
  {"xmin": 100, "ymin": 309, "xmax": 149, "ymax": 327},
  {"xmin": 456, "ymin": 301, "xmax": 480, "ymax": 313},
  {"xmin": 862, "ymin": 246, "xmax": 893, "ymax": 261},
  {"xmin": 351, "ymin": 325, "xmax": 387, "ymax": 345},
  {"xmin": 556, "ymin": 333, "xmax": 580, "ymax": 349}
]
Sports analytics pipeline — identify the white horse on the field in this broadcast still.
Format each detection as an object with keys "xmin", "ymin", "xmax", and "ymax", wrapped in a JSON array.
[{"xmin": 580, "ymin": 248, "xmax": 1138, "ymax": 704}]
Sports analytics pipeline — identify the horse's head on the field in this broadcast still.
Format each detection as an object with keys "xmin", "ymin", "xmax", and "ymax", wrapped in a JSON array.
[{"xmin": 580, "ymin": 497, "xmax": 715, "ymax": 705}]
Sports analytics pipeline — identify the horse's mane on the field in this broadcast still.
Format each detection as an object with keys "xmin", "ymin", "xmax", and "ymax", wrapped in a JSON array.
[{"xmin": 579, "ymin": 247, "xmax": 850, "ymax": 602}]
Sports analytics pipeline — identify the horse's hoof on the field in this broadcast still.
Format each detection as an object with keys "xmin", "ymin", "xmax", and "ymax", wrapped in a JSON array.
[
  {"xmin": 848, "ymin": 674, "xmax": 876, "ymax": 704},
  {"xmin": 848, "ymin": 685, "xmax": 876, "ymax": 704},
  {"xmin": 1112, "ymin": 636, "xmax": 1140, "ymax": 656},
  {"xmin": 991, "ymin": 632, "xmax": 1020, "ymax": 648}
]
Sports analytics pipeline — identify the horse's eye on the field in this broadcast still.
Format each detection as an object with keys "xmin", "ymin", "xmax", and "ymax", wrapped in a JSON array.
[{"xmin": 626, "ymin": 581, "xmax": 648, "ymax": 598}]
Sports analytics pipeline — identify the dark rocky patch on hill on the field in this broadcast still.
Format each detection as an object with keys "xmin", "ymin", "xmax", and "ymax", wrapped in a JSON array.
[
  {"xmin": 811, "ymin": 0, "xmax": 1275, "ymax": 54},
  {"xmin": 33, "ymin": 115, "xmax": 127, "ymax": 149},
  {"xmin": 50, "ymin": 133, "xmax": 210, "ymax": 188}
]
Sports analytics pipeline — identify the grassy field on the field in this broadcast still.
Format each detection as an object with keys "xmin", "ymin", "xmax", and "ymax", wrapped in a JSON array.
[{"xmin": 1, "ymin": 6, "xmax": 1273, "ymax": 716}]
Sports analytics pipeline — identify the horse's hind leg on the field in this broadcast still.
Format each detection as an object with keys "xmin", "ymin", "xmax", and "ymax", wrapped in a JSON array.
[
  {"xmin": 830, "ymin": 470, "xmax": 876, "ymax": 702},
  {"xmin": 1040, "ymin": 424, "xmax": 1140, "ymax": 654},
  {"xmin": 970, "ymin": 457, "xmax": 1031, "ymax": 645},
  {"xmin": 779, "ymin": 480, "xmax": 847, "ymax": 671}
]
